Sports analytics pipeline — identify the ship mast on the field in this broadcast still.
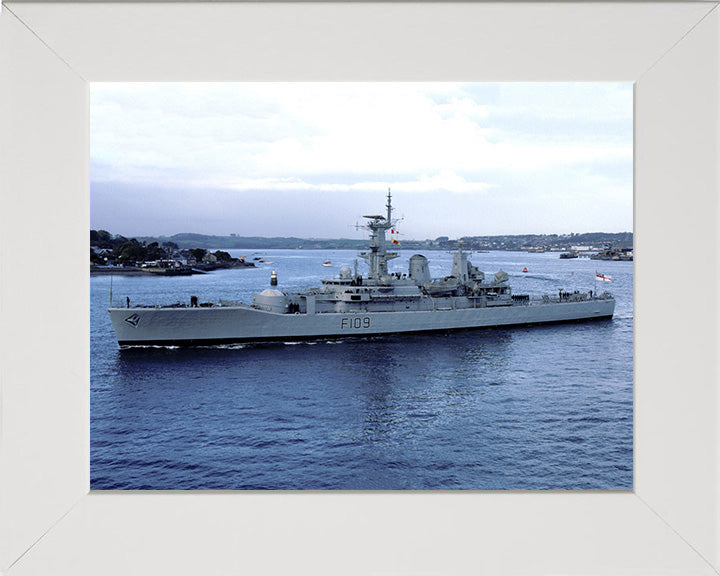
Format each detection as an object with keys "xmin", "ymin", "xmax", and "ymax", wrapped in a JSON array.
[{"xmin": 358, "ymin": 188, "xmax": 400, "ymax": 282}]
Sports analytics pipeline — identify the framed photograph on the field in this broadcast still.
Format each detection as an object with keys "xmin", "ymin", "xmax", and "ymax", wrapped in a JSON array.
[{"xmin": 1, "ymin": 2, "xmax": 718, "ymax": 574}]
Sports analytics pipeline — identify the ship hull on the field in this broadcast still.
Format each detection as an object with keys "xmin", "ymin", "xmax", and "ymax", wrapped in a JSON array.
[{"xmin": 109, "ymin": 299, "xmax": 615, "ymax": 346}]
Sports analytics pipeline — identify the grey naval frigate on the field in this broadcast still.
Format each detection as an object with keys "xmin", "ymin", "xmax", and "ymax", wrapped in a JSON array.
[{"xmin": 108, "ymin": 192, "xmax": 615, "ymax": 347}]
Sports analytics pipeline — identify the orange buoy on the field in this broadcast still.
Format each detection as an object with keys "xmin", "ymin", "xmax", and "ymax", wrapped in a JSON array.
[{"xmin": 522, "ymin": 267, "xmax": 528, "ymax": 273}]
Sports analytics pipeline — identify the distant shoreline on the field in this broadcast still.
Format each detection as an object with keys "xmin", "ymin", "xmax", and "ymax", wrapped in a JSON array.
[
  {"xmin": 91, "ymin": 267, "xmax": 200, "ymax": 276},
  {"xmin": 133, "ymin": 232, "xmax": 634, "ymax": 253},
  {"xmin": 91, "ymin": 262, "xmax": 255, "ymax": 276}
]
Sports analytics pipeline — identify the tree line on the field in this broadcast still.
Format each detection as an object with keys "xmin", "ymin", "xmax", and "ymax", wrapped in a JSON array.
[{"xmin": 90, "ymin": 230, "xmax": 233, "ymax": 266}]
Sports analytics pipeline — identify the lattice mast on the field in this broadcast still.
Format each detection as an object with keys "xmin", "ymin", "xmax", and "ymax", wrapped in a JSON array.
[{"xmin": 358, "ymin": 189, "xmax": 400, "ymax": 281}]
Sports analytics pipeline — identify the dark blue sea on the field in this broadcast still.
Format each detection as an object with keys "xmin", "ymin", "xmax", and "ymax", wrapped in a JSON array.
[{"xmin": 91, "ymin": 249, "xmax": 633, "ymax": 490}]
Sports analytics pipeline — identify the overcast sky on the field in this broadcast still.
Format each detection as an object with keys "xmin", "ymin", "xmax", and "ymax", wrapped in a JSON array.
[{"xmin": 91, "ymin": 82, "xmax": 632, "ymax": 239}]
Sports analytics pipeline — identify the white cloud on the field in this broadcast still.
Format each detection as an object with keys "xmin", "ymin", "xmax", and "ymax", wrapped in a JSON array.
[
  {"xmin": 90, "ymin": 82, "xmax": 633, "ymax": 235},
  {"xmin": 219, "ymin": 170, "xmax": 491, "ymax": 195}
]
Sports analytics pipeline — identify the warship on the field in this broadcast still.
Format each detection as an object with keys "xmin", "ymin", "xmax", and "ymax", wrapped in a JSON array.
[{"xmin": 108, "ymin": 192, "xmax": 615, "ymax": 346}]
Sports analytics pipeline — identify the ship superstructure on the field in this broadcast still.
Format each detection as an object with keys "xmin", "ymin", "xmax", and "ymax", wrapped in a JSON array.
[{"xmin": 108, "ymin": 192, "xmax": 615, "ymax": 346}]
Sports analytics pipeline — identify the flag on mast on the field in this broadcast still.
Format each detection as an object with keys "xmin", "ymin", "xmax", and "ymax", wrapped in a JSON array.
[
  {"xmin": 391, "ymin": 238, "xmax": 401, "ymax": 246},
  {"xmin": 596, "ymin": 272, "xmax": 612, "ymax": 282}
]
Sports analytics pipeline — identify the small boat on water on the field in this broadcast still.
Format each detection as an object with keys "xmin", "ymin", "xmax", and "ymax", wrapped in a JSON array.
[
  {"xmin": 322, "ymin": 260, "xmax": 333, "ymax": 267},
  {"xmin": 591, "ymin": 246, "xmax": 633, "ymax": 261}
]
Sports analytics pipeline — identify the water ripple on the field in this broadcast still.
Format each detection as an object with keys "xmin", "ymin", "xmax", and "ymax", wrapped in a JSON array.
[{"xmin": 91, "ymin": 250, "xmax": 633, "ymax": 490}]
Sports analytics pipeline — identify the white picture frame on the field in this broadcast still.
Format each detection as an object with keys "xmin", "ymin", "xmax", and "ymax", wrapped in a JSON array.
[{"xmin": 1, "ymin": 2, "xmax": 718, "ymax": 574}]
